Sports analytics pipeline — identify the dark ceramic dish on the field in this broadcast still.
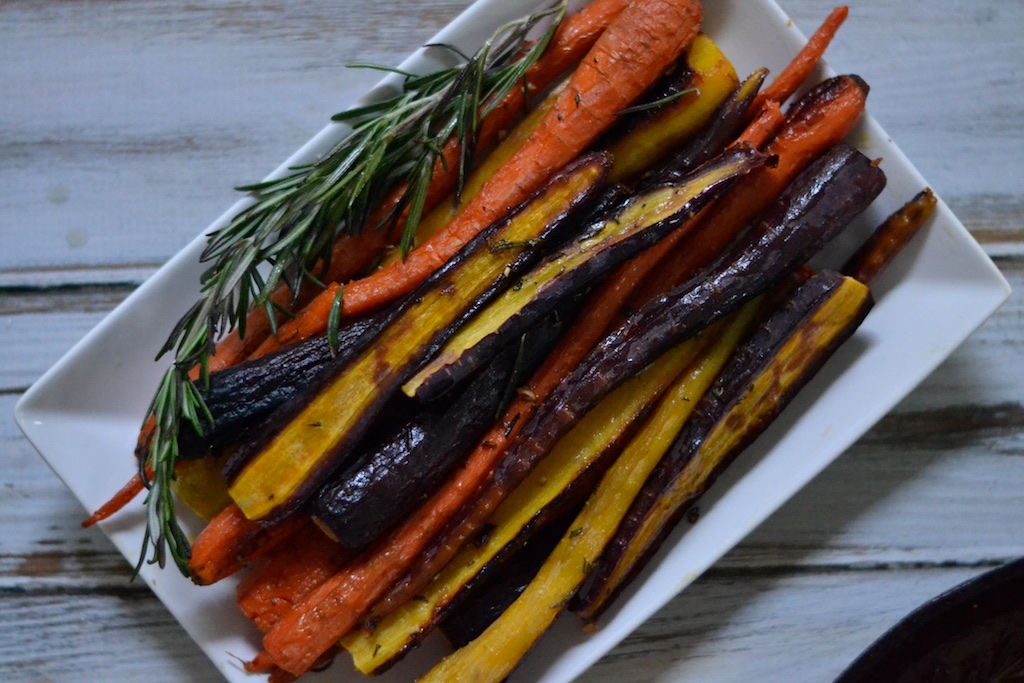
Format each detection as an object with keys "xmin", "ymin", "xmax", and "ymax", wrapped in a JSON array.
[{"xmin": 834, "ymin": 557, "xmax": 1024, "ymax": 682}]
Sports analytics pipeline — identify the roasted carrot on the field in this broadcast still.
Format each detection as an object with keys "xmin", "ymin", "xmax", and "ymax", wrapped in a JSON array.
[
  {"xmin": 737, "ymin": 99, "xmax": 785, "ymax": 148},
  {"xmin": 188, "ymin": 503, "xmax": 307, "ymax": 586},
  {"xmin": 535, "ymin": 0, "xmax": 633, "ymax": 83},
  {"xmin": 624, "ymin": 7, "xmax": 852, "ymax": 310},
  {"xmin": 402, "ymin": 146, "xmax": 767, "ymax": 402},
  {"xmin": 604, "ymin": 32, "xmax": 738, "ymax": 183},
  {"xmin": 171, "ymin": 455, "xmax": 233, "ymax": 520},
  {"xmin": 378, "ymin": 83, "xmax": 568, "ymax": 268},
  {"xmin": 378, "ymin": 26, "xmax": 734, "ymax": 269},
  {"xmin": 363, "ymin": 0, "xmax": 634, "ymax": 236},
  {"xmin": 629, "ymin": 73, "xmax": 869, "ymax": 307},
  {"xmin": 236, "ymin": 522, "xmax": 351, "ymax": 633},
  {"xmin": 750, "ymin": 5, "xmax": 849, "ymax": 113},
  {"xmin": 384, "ymin": 140, "xmax": 881, "ymax": 632},
  {"xmin": 208, "ymin": 227, "xmax": 396, "ymax": 370},
  {"xmin": 246, "ymin": 85, "xmax": 565, "ymax": 361},
  {"xmin": 842, "ymin": 187, "xmax": 937, "ymax": 284},
  {"xmin": 339, "ymin": 0, "xmax": 702, "ymax": 312},
  {"xmin": 235, "ymin": 0, "xmax": 637, "ymax": 363},
  {"xmin": 570, "ymin": 186, "xmax": 937, "ymax": 620}
]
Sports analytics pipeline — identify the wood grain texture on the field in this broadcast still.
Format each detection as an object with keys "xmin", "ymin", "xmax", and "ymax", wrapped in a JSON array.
[{"xmin": 2, "ymin": 0, "xmax": 1023, "ymax": 681}]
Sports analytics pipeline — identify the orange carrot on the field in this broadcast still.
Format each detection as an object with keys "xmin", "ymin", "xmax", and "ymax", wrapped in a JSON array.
[
  {"xmin": 750, "ymin": 5, "xmax": 849, "ymax": 112},
  {"xmin": 248, "ymin": 283, "xmax": 344, "ymax": 359},
  {"xmin": 843, "ymin": 187, "xmax": 937, "ymax": 285},
  {"xmin": 255, "ymin": 2, "xmax": 705, "ymax": 674},
  {"xmin": 736, "ymin": 100, "xmax": 784, "ymax": 148},
  {"xmin": 236, "ymin": 523, "xmax": 351, "ymax": 633},
  {"xmin": 205, "ymin": 227, "xmax": 393, "ymax": 372},
  {"xmin": 246, "ymin": 84, "xmax": 565, "ymax": 361},
  {"xmin": 81, "ymin": 468, "xmax": 147, "ymax": 528},
  {"xmin": 535, "ymin": 0, "xmax": 633, "ymax": 82},
  {"xmin": 188, "ymin": 504, "xmax": 307, "ymax": 585},
  {"xmin": 333, "ymin": 0, "xmax": 702, "ymax": 309},
  {"xmin": 233, "ymin": 0, "xmax": 641, "ymax": 363}
]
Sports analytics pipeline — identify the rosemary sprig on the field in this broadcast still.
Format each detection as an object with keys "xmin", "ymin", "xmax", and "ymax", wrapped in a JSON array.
[{"xmin": 135, "ymin": 1, "xmax": 568, "ymax": 576}]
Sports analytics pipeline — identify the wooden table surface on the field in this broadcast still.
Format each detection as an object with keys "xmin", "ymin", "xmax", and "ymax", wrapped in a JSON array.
[{"xmin": 3, "ymin": 0, "xmax": 1023, "ymax": 681}]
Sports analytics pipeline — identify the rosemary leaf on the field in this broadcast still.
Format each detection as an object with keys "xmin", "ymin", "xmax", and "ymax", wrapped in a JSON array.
[{"xmin": 134, "ymin": 0, "xmax": 568, "ymax": 577}]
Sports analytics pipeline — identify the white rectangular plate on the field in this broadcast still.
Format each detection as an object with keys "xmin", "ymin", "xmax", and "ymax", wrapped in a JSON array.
[{"xmin": 15, "ymin": 0, "xmax": 1011, "ymax": 681}]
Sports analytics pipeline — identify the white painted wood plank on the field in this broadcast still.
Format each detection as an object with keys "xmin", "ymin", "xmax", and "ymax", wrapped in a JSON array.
[
  {"xmin": 1, "ymin": 590, "xmax": 220, "ymax": 683},
  {"xmin": 728, "ymin": 428, "xmax": 1024, "ymax": 569},
  {"xmin": 589, "ymin": 565, "xmax": 993, "ymax": 683},
  {"xmin": 1, "ymin": 0, "xmax": 468, "ymax": 278},
  {"xmin": 3, "ymin": 0, "xmax": 1022, "ymax": 282}
]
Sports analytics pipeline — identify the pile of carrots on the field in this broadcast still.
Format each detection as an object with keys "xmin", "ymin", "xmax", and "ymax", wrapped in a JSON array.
[{"xmin": 84, "ymin": 1, "xmax": 941, "ymax": 681}]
